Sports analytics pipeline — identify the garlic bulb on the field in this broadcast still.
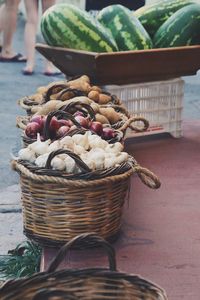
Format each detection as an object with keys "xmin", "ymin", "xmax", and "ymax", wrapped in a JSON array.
[
  {"xmin": 51, "ymin": 157, "xmax": 66, "ymax": 171},
  {"xmin": 48, "ymin": 140, "xmax": 60, "ymax": 152},
  {"xmin": 88, "ymin": 135, "xmax": 108, "ymax": 149},
  {"xmin": 74, "ymin": 144, "xmax": 86, "ymax": 155},
  {"xmin": 73, "ymin": 165, "xmax": 82, "ymax": 174},
  {"xmin": 60, "ymin": 136, "xmax": 74, "ymax": 151},
  {"xmin": 105, "ymin": 142, "xmax": 123, "ymax": 154},
  {"xmin": 72, "ymin": 132, "xmax": 89, "ymax": 150},
  {"xmin": 64, "ymin": 155, "xmax": 76, "ymax": 173},
  {"xmin": 104, "ymin": 157, "xmax": 117, "ymax": 169},
  {"xmin": 18, "ymin": 148, "xmax": 36, "ymax": 163},
  {"xmin": 29, "ymin": 134, "xmax": 51, "ymax": 156},
  {"xmin": 88, "ymin": 150, "xmax": 105, "ymax": 170},
  {"xmin": 114, "ymin": 152, "xmax": 129, "ymax": 165},
  {"xmin": 80, "ymin": 153, "xmax": 95, "ymax": 170},
  {"xmin": 35, "ymin": 153, "xmax": 49, "ymax": 168}
]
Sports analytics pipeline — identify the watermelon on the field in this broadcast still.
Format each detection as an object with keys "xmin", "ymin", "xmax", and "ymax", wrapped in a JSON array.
[
  {"xmin": 134, "ymin": 0, "xmax": 200, "ymax": 38},
  {"xmin": 97, "ymin": 4, "xmax": 152, "ymax": 51},
  {"xmin": 40, "ymin": 4, "xmax": 118, "ymax": 53},
  {"xmin": 153, "ymin": 4, "xmax": 200, "ymax": 48}
]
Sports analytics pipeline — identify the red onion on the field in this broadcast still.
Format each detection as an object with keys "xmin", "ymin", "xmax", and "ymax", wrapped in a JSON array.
[
  {"xmin": 57, "ymin": 119, "xmax": 72, "ymax": 128},
  {"xmin": 75, "ymin": 115, "xmax": 89, "ymax": 128},
  {"xmin": 102, "ymin": 127, "xmax": 115, "ymax": 140},
  {"xmin": 49, "ymin": 116, "xmax": 61, "ymax": 132},
  {"xmin": 56, "ymin": 125, "xmax": 70, "ymax": 138},
  {"xmin": 30, "ymin": 115, "xmax": 45, "ymax": 129},
  {"xmin": 25, "ymin": 122, "xmax": 41, "ymax": 138},
  {"xmin": 89, "ymin": 121, "xmax": 103, "ymax": 135}
]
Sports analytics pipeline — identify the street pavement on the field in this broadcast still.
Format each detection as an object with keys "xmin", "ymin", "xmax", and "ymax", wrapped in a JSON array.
[{"xmin": 0, "ymin": 14, "xmax": 199, "ymax": 254}]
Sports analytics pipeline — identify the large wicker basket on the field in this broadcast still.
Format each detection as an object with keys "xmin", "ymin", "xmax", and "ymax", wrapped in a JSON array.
[
  {"xmin": 12, "ymin": 150, "xmax": 160, "ymax": 247},
  {"xmin": 0, "ymin": 233, "xmax": 168, "ymax": 300}
]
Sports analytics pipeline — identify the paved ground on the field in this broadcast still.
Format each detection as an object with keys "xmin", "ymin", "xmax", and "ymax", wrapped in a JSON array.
[{"xmin": 0, "ymin": 14, "xmax": 199, "ymax": 254}]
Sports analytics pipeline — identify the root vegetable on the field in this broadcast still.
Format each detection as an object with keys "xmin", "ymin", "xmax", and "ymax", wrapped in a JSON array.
[
  {"xmin": 90, "ymin": 102, "xmax": 99, "ymax": 113},
  {"xmin": 90, "ymin": 121, "xmax": 103, "ymax": 135},
  {"xmin": 98, "ymin": 94, "xmax": 112, "ymax": 105},
  {"xmin": 35, "ymin": 100, "xmax": 62, "ymax": 115},
  {"xmin": 88, "ymin": 90, "xmax": 99, "ymax": 102},
  {"xmin": 95, "ymin": 113, "xmax": 109, "ymax": 124},
  {"xmin": 67, "ymin": 75, "xmax": 91, "ymax": 93},
  {"xmin": 99, "ymin": 107, "xmax": 121, "ymax": 124},
  {"xmin": 102, "ymin": 127, "xmax": 115, "ymax": 140},
  {"xmin": 56, "ymin": 126, "xmax": 70, "ymax": 138},
  {"xmin": 25, "ymin": 122, "xmax": 41, "ymax": 138}
]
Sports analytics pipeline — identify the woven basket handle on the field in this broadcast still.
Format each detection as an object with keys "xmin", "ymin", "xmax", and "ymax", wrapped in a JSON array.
[
  {"xmin": 18, "ymin": 96, "xmax": 34, "ymax": 111},
  {"xmin": 47, "ymin": 233, "xmax": 117, "ymax": 273},
  {"xmin": 45, "ymin": 84, "xmax": 86, "ymax": 103},
  {"xmin": 45, "ymin": 149, "xmax": 91, "ymax": 173},
  {"xmin": 61, "ymin": 101, "xmax": 96, "ymax": 121},
  {"xmin": 118, "ymin": 117, "xmax": 149, "ymax": 133},
  {"xmin": 45, "ymin": 84, "xmax": 68, "ymax": 102},
  {"xmin": 33, "ymin": 289, "xmax": 77, "ymax": 300},
  {"xmin": 43, "ymin": 110, "xmax": 82, "ymax": 140},
  {"xmin": 134, "ymin": 165, "xmax": 161, "ymax": 189},
  {"xmin": 16, "ymin": 115, "xmax": 29, "ymax": 130}
]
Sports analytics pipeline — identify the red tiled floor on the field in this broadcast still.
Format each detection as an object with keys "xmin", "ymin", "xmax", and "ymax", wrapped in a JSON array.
[{"xmin": 41, "ymin": 120, "xmax": 200, "ymax": 300}]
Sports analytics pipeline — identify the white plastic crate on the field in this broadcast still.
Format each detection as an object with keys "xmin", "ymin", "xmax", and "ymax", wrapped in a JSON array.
[{"xmin": 106, "ymin": 78, "xmax": 184, "ymax": 138}]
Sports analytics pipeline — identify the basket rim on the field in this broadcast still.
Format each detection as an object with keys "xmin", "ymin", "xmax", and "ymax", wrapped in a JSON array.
[
  {"xmin": 0, "ymin": 267, "xmax": 168, "ymax": 299},
  {"xmin": 12, "ymin": 159, "xmax": 134, "ymax": 186}
]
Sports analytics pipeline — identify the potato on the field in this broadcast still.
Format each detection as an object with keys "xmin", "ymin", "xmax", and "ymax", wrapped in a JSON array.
[
  {"xmin": 99, "ymin": 107, "xmax": 121, "ymax": 124},
  {"xmin": 67, "ymin": 75, "xmax": 91, "ymax": 93},
  {"xmin": 88, "ymin": 90, "xmax": 99, "ymax": 102},
  {"xmin": 98, "ymin": 94, "xmax": 112, "ymax": 105},
  {"xmin": 95, "ymin": 113, "xmax": 110, "ymax": 124},
  {"xmin": 90, "ymin": 102, "xmax": 100, "ymax": 113}
]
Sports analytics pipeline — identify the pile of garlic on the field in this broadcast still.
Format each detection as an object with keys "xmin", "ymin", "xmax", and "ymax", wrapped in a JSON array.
[{"xmin": 18, "ymin": 132, "xmax": 129, "ymax": 173}]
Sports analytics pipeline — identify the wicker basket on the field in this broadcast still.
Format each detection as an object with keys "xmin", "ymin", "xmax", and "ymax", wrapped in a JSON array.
[
  {"xmin": 18, "ymin": 81, "xmax": 122, "ymax": 116},
  {"xmin": 12, "ymin": 150, "xmax": 160, "ymax": 247},
  {"xmin": 0, "ymin": 233, "xmax": 168, "ymax": 300},
  {"xmin": 16, "ymin": 108, "xmax": 149, "ymax": 148}
]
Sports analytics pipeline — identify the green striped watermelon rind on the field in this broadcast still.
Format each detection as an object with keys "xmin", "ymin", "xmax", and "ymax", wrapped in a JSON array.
[
  {"xmin": 41, "ymin": 3, "xmax": 118, "ymax": 53},
  {"xmin": 97, "ymin": 4, "xmax": 153, "ymax": 51},
  {"xmin": 153, "ymin": 3, "xmax": 200, "ymax": 48},
  {"xmin": 134, "ymin": 0, "xmax": 200, "ymax": 38}
]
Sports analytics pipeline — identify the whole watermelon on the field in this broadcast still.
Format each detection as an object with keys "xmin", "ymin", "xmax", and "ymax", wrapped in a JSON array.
[
  {"xmin": 134, "ymin": 0, "xmax": 200, "ymax": 38},
  {"xmin": 97, "ymin": 4, "xmax": 152, "ymax": 51},
  {"xmin": 153, "ymin": 4, "xmax": 200, "ymax": 48},
  {"xmin": 40, "ymin": 4, "xmax": 118, "ymax": 52}
]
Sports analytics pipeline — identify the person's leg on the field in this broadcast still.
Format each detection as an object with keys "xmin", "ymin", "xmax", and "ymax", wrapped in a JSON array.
[
  {"xmin": 0, "ymin": 4, "xmax": 5, "ymax": 50},
  {"xmin": 42, "ymin": 0, "xmax": 61, "ymax": 75},
  {"xmin": 23, "ymin": 0, "xmax": 39, "ymax": 73},
  {"xmin": 1, "ymin": 0, "xmax": 21, "ymax": 58},
  {"xmin": 0, "ymin": 4, "xmax": 5, "ymax": 33}
]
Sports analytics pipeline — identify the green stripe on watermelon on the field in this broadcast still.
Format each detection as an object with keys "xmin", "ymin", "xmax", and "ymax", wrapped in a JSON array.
[
  {"xmin": 97, "ymin": 4, "xmax": 152, "ymax": 51},
  {"xmin": 41, "ymin": 14, "xmax": 63, "ymax": 47},
  {"xmin": 57, "ymin": 10, "xmax": 115, "ymax": 52},
  {"xmin": 153, "ymin": 4, "xmax": 200, "ymax": 48},
  {"xmin": 134, "ymin": 0, "xmax": 200, "ymax": 38},
  {"xmin": 40, "ymin": 3, "xmax": 118, "ymax": 52}
]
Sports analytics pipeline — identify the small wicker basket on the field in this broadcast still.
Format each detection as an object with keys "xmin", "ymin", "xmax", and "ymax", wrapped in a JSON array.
[
  {"xmin": 0, "ymin": 233, "xmax": 168, "ymax": 300},
  {"xmin": 16, "ymin": 107, "xmax": 149, "ymax": 148},
  {"xmin": 18, "ymin": 81, "xmax": 122, "ymax": 116},
  {"xmin": 12, "ymin": 150, "xmax": 160, "ymax": 247}
]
